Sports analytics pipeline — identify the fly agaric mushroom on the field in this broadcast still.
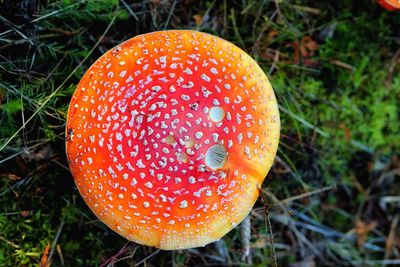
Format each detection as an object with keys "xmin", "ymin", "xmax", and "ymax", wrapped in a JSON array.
[
  {"xmin": 377, "ymin": 0, "xmax": 400, "ymax": 11},
  {"xmin": 66, "ymin": 30, "xmax": 280, "ymax": 250}
]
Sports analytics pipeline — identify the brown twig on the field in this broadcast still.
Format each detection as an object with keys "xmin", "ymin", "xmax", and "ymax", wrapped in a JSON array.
[
  {"xmin": 259, "ymin": 189, "xmax": 278, "ymax": 267},
  {"xmin": 290, "ymin": 4, "xmax": 321, "ymax": 15},
  {"xmin": 134, "ymin": 249, "xmax": 161, "ymax": 266},
  {"xmin": 269, "ymin": 49, "xmax": 280, "ymax": 75},
  {"xmin": 277, "ymin": 184, "xmax": 337, "ymax": 206},
  {"xmin": 385, "ymin": 214, "xmax": 399, "ymax": 259},
  {"xmin": 99, "ymin": 242, "xmax": 136, "ymax": 267},
  {"xmin": 0, "ymin": 235, "xmax": 20, "ymax": 249}
]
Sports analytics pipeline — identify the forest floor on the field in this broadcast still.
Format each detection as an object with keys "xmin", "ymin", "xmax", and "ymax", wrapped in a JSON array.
[{"xmin": 0, "ymin": 0, "xmax": 399, "ymax": 266}]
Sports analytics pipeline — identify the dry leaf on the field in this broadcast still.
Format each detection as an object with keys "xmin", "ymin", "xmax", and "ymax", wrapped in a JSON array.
[
  {"xmin": 339, "ymin": 123, "xmax": 352, "ymax": 142},
  {"xmin": 20, "ymin": 210, "xmax": 31, "ymax": 217},
  {"xmin": 302, "ymin": 59, "xmax": 320, "ymax": 68},
  {"xmin": 267, "ymin": 30, "xmax": 279, "ymax": 43},
  {"xmin": 291, "ymin": 36, "xmax": 320, "ymax": 65},
  {"xmin": 193, "ymin": 14, "xmax": 203, "ymax": 27},
  {"xmin": 1, "ymin": 173, "xmax": 21, "ymax": 181},
  {"xmin": 355, "ymin": 220, "xmax": 378, "ymax": 246},
  {"xmin": 0, "ymin": 89, "xmax": 5, "ymax": 105},
  {"xmin": 300, "ymin": 36, "xmax": 319, "ymax": 57},
  {"xmin": 303, "ymin": 37, "xmax": 319, "ymax": 51},
  {"xmin": 40, "ymin": 243, "xmax": 51, "ymax": 267},
  {"xmin": 292, "ymin": 41, "xmax": 300, "ymax": 64},
  {"xmin": 251, "ymin": 238, "xmax": 269, "ymax": 249}
]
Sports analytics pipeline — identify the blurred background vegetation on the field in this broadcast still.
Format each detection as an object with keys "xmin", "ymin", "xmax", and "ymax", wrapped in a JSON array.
[{"xmin": 0, "ymin": 0, "xmax": 399, "ymax": 266}]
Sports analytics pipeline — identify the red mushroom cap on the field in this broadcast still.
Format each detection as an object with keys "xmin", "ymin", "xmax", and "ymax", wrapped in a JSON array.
[
  {"xmin": 66, "ymin": 30, "xmax": 280, "ymax": 250},
  {"xmin": 377, "ymin": 0, "xmax": 400, "ymax": 11}
]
